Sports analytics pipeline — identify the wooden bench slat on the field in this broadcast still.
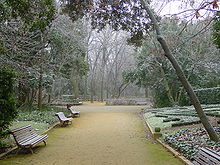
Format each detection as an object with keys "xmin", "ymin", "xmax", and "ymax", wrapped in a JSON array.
[
  {"xmin": 17, "ymin": 134, "xmax": 39, "ymax": 144},
  {"xmin": 205, "ymin": 148, "xmax": 220, "ymax": 159},
  {"xmin": 194, "ymin": 156, "xmax": 216, "ymax": 165},
  {"xmin": 194, "ymin": 157, "xmax": 208, "ymax": 165},
  {"xmin": 199, "ymin": 150, "xmax": 220, "ymax": 164},
  {"xmin": 13, "ymin": 131, "xmax": 38, "ymax": 142},
  {"xmin": 200, "ymin": 148, "xmax": 220, "ymax": 162},
  {"xmin": 193, "ymin": 148, "xmax": 220, "ymax": 165},
  {"xmin": 13, "ymin": 128, "xmax": 37, "ymax": 137},
  {"xmin": 13, "ymin": 129, "xmax": 35, "ymax": 136},
  {"xmin": 11, "ymin": 125, "xmax": 33, "ymax": 132},
  {"xmin": 21, "ymin": 135, "xmax": 48, "ymax": 146},
  {"xmin": 193, "ymin": 161, "xmax": 201, "ymax": 165},
  {"xmin": 13, "ymin": 129, "xmax": 37, "ymax": 136}
]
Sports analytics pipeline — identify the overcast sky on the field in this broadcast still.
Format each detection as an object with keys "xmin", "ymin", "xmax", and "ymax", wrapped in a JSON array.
[{"xmin": 151, "ymin": 0, "xmax": 217, "ymax": 19}]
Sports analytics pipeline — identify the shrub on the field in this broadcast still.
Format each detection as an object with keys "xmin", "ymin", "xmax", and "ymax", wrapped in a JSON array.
[
  {"xmin": 154, "ymin": 127, "xmax": 161, "ymax": 132},
  {"xmin": 0, "ymin": 67, "xmax": 17, "ymax": 139},
  {"xmin": 163, "ymin": 117, "xmax": 180, "ymax": 122},
  {"xmin": 17, "ymin": 106, "xmax": 67, "ymax": 124},
  {"xmin": 194, "ymin": 87, "xmax": 220, "ymax": 104},
  {"xmin": 171, "ymin": 120, "xmax": 201, "ymax": 127},
  {"xmin": 153, "ymin": 87, "xmax": 173, "ymax": 108}
]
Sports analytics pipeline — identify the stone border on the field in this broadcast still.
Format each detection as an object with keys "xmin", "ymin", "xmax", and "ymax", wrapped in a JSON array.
[
  {"xmin": 0, "ymin": 121, "xmax": 60, "ymax": 159},
  {"xmin": 143, "ymin": 116, "xmax": 192, "ymax": 165},
  {"xmin": 0, "ymin": 147, "xmax": 17, "ymax": 160}
]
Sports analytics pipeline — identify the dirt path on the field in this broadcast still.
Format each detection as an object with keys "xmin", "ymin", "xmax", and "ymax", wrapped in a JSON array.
[{"xmin": 1, "ymin": 106, "xmax": 183, "ymax": 165}]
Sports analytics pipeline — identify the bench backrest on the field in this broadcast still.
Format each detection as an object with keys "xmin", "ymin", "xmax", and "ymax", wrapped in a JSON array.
[
  {"xmin": 55, "ymin": 112, "xmax": 68, "ymax": 120},
  {"xmin": 69, "ymin": 107, "xmax": 74, "ymax": 111},
  {"xmin": 193, "ymin": 148, "xmax": 220, "ymax": 165},
  {"xmin": 10, "ymin": 125, "xmax": 38, "ymax": 145},
  {"xmin": 69, "ymin": 107, "xmax": 78, "ymax": 112}
]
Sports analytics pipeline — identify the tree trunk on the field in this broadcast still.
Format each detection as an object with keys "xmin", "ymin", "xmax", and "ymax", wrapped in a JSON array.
[
  {"xmin": 72, "ymin": 78, "xmax": 79, "ymax": 99},
  {"xmin": 71, "ymin": 70, "xmax": 79, "ymax": 99},
  {"xmin": 145, "ymin": 87, "xmax": 148, "ymax": 98},
  {"xmin": 47, "ymin": 88, "xmax": 52, "ymax": 104},
  {"xmin": 141, "ymin": 0, "xmax": 219, "ymax": 142},
  {"xmin": 37, "ymin": 68, "xmax": 43, "ymax": 110},
  {"xmin": 100, "ymin": 46, "xmax": 107, "ymax": 102},
  {"xmin": 100, "ymin": 74, "xmax": 104, "ymax": 102},
  {"xmin": 160, "ymin": 65, "xmax": 175, "ymax": 105},
  {"xmin": 90, "ymin": 75, "xmax": 94, "ymax": 103},
  {"xmin": 116, "ymin": 83, "xmax": 129, "ymax": 98},
  {"xmin": 18, "ymin": 79, "xmax": 27, "ymax": 104},
  {"xmin": 83, "ymin": 75, "xmax": 88, "ymax": 101}
]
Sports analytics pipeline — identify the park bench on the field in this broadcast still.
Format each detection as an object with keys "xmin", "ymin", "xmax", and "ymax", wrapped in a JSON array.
[
  {"xmin": 67, "ymin": 106, "xmax": 80, "ymax": 117},
  {"xmin": 55, "ymin": 112, "xmax": 73, "ymax": 126},
  {"xmin": 10, "ymin": 125, "xmax": 48, "ymax": 154},
  {"xmin": 193, "ymin": 147, "xmax": 220, "ymax": 165}
]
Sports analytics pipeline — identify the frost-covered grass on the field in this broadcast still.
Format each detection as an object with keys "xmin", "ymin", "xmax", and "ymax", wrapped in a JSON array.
[
  {"xmin": 144, "ymin": 113, "xmax": 176, "ymax": 131},
  {"xmin": 144, "ymin": 105, "xmax": 220, "ymax": 132},
  {"xmin": 16, "ymin": 106, "xmax": 68, "ymax": 125}
]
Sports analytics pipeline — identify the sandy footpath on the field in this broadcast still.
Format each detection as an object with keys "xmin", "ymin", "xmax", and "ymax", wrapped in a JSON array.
[{"xmin": 1, "ymin": 106, "xmax": 183, "ymax": 165}]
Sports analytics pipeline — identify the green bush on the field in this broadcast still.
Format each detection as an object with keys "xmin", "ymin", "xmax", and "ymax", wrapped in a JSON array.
[
  {"xmin": 154, "ymin": 127, "xmax": 161, "ymax": 132},
  {"xmin": 171, "ymin": 120, "xmax": 201, "ymax": 127},
  {"xmin": 17, "ymin": 106, "xmax": 67, "ymax": 124},
  {"xmin": 195, "ymin": 87, "xmax": 220, "ymax": 104},
  {"xmin": 153, "ymin": 87, "xmax": 173, "ymax": 108},
  {"xmin": 163, "ymin": 117, "xmax": 180, "ymax": 122},
  {"xmin": 152, "ymin": 85, "xmax": 220, "ymax": 108},
  {"xmin": 0, "ymin": 67, "xmax": 18, "ymax": 139}
]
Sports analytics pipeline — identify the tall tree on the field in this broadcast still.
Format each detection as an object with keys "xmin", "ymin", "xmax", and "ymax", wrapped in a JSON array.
[
  {"xmin": 49, "ymin": 15, "xmax": 89, "ymax": 99},
  {"xmin": 0, "ymin": 0, "xmax": 56, "ymax": 108},
  {"xmin": 87, "ymin": 27, "xmax": 135, "ymax": 101},
  {"xmin": 213, "ymin": 11, "xmax": 220, "ymax": 48}
]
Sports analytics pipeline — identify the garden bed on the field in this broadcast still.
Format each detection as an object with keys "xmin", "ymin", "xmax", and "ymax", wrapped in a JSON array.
[{"xmin": 144, "ymin": 105, "xmax": 220, "ymax": 160}]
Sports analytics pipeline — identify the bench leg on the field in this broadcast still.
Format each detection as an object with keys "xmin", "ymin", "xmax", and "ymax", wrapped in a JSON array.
[
  {"xmin": 62, "ymin": 121, "xmax": 67, "ymax": 126},
  {"xmin": 43, "ymin": 140, "xmax": 47, "ymax": 146},
  {"xmin": 29, "ymin": 147, "xmax": 34, "ymax": 154},
  {"xmin": 16, "ymin": 147, "xmax": 21, "ymax": 154},
  {"xmin": 61, "ymin": 121, "xmax": 65, "ymax": 126}
]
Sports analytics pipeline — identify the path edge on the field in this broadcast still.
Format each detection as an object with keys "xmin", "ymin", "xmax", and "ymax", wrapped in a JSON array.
[{"xmin": 141, "ymin": 113, "xmax": 193, "ymax": 165}]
